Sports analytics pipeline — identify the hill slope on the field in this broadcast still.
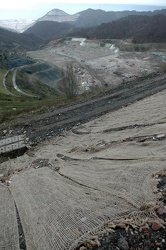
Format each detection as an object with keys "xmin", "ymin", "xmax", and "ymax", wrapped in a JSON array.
[
  {"xmin": 37, "ymin": 7, "xmax": 166, "ymax": 28},
  {"xmin": 37, "ymin": 8, "xmax": 77, "ymax": 22},
  {"xmin": 0, "ymin": 27, "xmax": 43, "ymax": 50},
  {"xmin": 24, "ymin": 8, "xmax": 166, "ymax": 42},
  {"xmin": 69, "ymin": 14, "xmax": 166, "ymax": 43},
  {"xmin": 25, "ymin": 21, "xmax": 73, "ymax": 41}
]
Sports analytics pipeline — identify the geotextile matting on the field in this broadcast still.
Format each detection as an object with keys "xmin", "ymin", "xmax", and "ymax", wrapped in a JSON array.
[
  {"xmin": 0, "ymin": 184, "xmax": 19, "ymax": 250},
  {"xmin": 9, "ymin": 160, "xmax": 161, "ymax": 250},
  {"xmin": 1, "ymin": 89, "xmax": 166, "ymax": 250}
]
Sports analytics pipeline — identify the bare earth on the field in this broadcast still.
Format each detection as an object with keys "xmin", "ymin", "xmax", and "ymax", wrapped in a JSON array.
[
  {"xmin": 0, "ymin": 87, "xmax": 166, "ymax": 249},
  {"xmin": 0, "ymin": 40, "xmax": 166, "ymax": 249},
  {"xmin": 28, "ymin": 39, "xmax": 166, "ymax": 88}
]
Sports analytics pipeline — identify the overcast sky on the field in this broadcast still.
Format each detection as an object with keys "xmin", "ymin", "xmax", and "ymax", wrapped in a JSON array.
[{"xmin": 0, "ymin": 0, "xmax": 166, "ymax": 19}]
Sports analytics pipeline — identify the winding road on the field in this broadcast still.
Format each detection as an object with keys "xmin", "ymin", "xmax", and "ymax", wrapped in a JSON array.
[
  {"xmin": 12, "ymin": 68, "xmax": 38, "ymax": 97},
  {"xmin": 2, "ymin": 70, "xmax": 19, "ymax": 96}
]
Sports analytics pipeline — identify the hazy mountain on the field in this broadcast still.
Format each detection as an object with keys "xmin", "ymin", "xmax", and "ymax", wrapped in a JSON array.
[
  {"xmin": 37, "ymin": 8, "xmax": 78, "ymax": 22},
  {"xmin": 24, "ymin": 8, "xmax": 166, "ymax": 43},
  {"xmin": 0, "ymin": 27, "xmax": 43, "ymax": 51},
  {"xmin": 69, "ymin": 14, "xmax": 166, "ymax": 43},
  {"xmin": 0, "ymin": 4, "xmax": 166, "ymax": 32},
  {"xmin": 74, "ymin": 8, "xmax": 166, "ymax": 28},
  {"xmin": 133, "ymin": 14, "xmax": 166, "ymax": 43},
  {"xmin": 74, "ymin": 8, "xmax": 114, "ymax": 28},
  {"xmin": 36, "ymin": 8, "xmax": 166, "ymax": 28},
  {"xmin": 25, "ymin": 21, "xmax": 73, "ymax": 41}
]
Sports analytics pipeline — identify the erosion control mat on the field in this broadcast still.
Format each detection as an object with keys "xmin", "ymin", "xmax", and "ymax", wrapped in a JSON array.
[
  {"xmin": 0, "ymin": 184, "xmax": 19, "ymax": 250},
  {"xmin": 1, "ymin": 89, "xmax": 166, "ymax": 250},
  {"xmin": 10, "ymin": 160, "xmax": 162, "ymax": 250}
]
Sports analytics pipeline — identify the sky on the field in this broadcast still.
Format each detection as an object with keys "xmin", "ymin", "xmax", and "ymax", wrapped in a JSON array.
[{"xmin": 0, "ymin": 0, "xmax": 166, "ymax": 19}]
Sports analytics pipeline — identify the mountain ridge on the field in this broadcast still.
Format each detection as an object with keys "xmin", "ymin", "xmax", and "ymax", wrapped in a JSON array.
[
  {"xmin": 1, "ymin": 7, "xmax": 166, "ymax": 51},
  {"xmin": 1, "ymin": 7, "xmax": 166, "ymax": 33},
  {"xmin": 24, "ymin": 7, "xmax": 166, "ymax": 42},
  {"xmin": 37, "ymin": 8, "xmax": 78, "ymax": 23},
  {"xmin": 37, "ymin": 7, "xmax": 166, "ymax": 28},
  {"xmin": 69, "ymin": 14, "xmax": 166, "ymax": 43}
]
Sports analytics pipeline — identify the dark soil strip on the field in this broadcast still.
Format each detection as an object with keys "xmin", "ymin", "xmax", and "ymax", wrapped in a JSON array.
[
  {"xmin": 103, "ymin": 121, "xmax": 166, "ymax": 133},
  {"xmin": 14, "ymin": 203, "xmax": 27, "ymax": 250},
  {"xmin": 57, "ymin": 153, "xmax": 83, "ymax": 161},
  {"xmin": 92, "ymin": 157, "xmax": 140, "ymax": 161},
  {"xmin": 58, "ymin": 171, "xmax": 99, "ymax": 191}
]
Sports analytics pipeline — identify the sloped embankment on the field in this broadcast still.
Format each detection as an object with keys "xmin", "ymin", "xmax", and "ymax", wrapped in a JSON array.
[{"xmin": 0, "ymin": 75, "xmax": 166, "ymax": 249}]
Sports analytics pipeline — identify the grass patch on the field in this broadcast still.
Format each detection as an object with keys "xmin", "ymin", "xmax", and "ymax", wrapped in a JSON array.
[
  {"xmin": 0, "ymin": 90, "xmax": 67, "ymax": 124},
  {"xmin": 16, "ymin": 71, "xmax": 58, "ymax": 97},
  {"xmin": 0, "ymin": 69, "xmax": 5, "ymax": 83},
  {"xmin": 0, "ymin": 67, "xmax": 65, "ymax": 123},
  {"xmin": 0, "ymin": 87, "xmax": 99, "ymax": 124},
  {"xmin": 0, "ymin": 69, "xmax": 9, "ymax": 94}
]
